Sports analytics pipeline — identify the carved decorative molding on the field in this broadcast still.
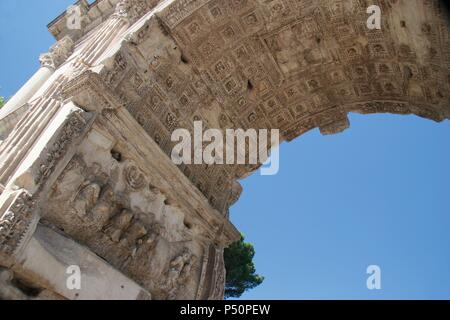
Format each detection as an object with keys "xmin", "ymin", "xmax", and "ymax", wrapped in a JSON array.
[
  {"xmin": 113, "ymin": 0, "xmax": 156, "ymax": 23},
  {"xmin": 0, "ymin": 190, "xmax": 36, "ymax": 258},
  {"xmin": 35, "ymin": 110, "xmax": 89, "ymax": 186},
  {"xmin": 39, "ymin": 36, "xmax": 74, "ymax": 70}
]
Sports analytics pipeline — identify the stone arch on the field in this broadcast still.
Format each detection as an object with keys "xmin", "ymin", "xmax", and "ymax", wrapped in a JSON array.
[{"xmin": 92, "ymin": 0, "xmax": 449, "ymax": 215}]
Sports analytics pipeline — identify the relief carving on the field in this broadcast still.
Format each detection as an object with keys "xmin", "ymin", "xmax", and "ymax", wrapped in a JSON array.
[
  {"xmin": 90, "ymin": 186, "xmax": 116, "ymax": 229},
  {"xmin": 39, "ymin": 36, "xmax": 74, "ymax": 70},
  {"xmin": 0, "ymin": 191, "xmax": 36, "ymax": 257},
  {"xmin": 50, "ymin": 155, "xmax": 169, "ymax": 268},
  {"xmin": 163, "ymin": 248, "xmax": 198, "ymax": 300},
  {"xmin": 135, "ymin": 221, "xmax": 164, "ymax": 256},
  {"xmin": 35, "ymin": 111, "xmax": 89, "ymax": 186},
  {"xmin": 119, "ymin": 217, "xmax": 148, "ymax": 255},
  {"xmin": 109, "ymin": 0, "xmax": 448, "ymax": 216}
]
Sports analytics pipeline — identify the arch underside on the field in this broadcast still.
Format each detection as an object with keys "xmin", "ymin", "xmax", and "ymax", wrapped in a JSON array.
[{"xmin": 82, "ymin": 0, "xmax": 450, "ymax": 215}]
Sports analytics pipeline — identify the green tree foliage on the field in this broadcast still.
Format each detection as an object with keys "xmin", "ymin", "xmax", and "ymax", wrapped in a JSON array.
[
  {"xmin": 0, "ymin": 96, "xmax": 5, "ymax": 108},
  {"xmin": 224, "ymin": 236, "xmax": 264, "ymax": 299}
]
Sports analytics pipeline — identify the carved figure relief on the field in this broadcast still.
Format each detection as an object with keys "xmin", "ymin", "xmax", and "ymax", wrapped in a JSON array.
[
  {"xmin": 39, "ymin": 36, "xmax": 74, "ymax": 69},
  {"xmin": 163, "ymin": 248, "xmax": 198, "ymax": 300},
  {"xmin": 104, "ymin": 209, "xmax": 134, "ymax": 243}
]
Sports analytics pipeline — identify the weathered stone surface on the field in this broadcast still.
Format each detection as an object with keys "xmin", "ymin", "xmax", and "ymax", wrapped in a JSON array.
[{"xmin": 0, "ymin": 0, "xmax": 448, "ymax": 300}]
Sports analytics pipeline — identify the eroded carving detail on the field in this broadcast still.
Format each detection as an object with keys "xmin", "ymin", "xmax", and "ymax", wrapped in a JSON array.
[
  {"xmin": 163, "ymin": 248, "xmax": 198, "ymax": 300},
  {"xmin": 1, "ymin": 0, "xmax": 448, "ymax": 301},
  {"xmin": 0, "ymin": 268, "xmax": 31, "ymax": 300},
  {"xmin": 0, "ymin": 191, "xmax": 35, "ymax": 257},
  {"xmin": 124, "ymin": 163, "xmax": 147, "ymax": 190},
  {"xmin": 209, "ymin": 248, "xmax": 226, "ymax": 300},
  {"xmin": 35, "ymin": 111, "xmax": 88, "ymax": 186},
  {"xmin": 95, "ymin": 0, "xmax": 449, "ymax": 215}
]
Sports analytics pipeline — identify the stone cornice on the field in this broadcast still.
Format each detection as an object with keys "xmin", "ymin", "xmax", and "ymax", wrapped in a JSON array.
[
  {"xmin": 0, "ymin": 190, "xmax": 37, "ymax": 264},
  {"xmin": 61, "ymin": 70, "xmax": 127, "ymax": 111}
]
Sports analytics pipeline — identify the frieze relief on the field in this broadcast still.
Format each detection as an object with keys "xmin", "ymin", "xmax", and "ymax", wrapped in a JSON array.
[
  {"xmin": 195, "ymin": 244, "xmax": 226, "ymax": 300},
  {"xmin": 0, "ymin": 267, "xmax": 33, "ymax": 300},
  {"xmin": 35, "ymin": 110, "xmax": 90, "ymax": 187},
  {"xmin": 43, "ymin": 141, "xmax": 206, "ymax": 298},
  {"xmin": 0, "ymin": 191, "xmax": 36, "ymax": 259}
]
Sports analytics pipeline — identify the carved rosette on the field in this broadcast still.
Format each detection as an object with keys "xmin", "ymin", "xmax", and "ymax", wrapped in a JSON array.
[
  {"xmin": 113, "ymin": 0, "xmax": 152, "ymax": 23},
  {"xmin": 124, "ymin": 163, "xmax": 147, "ymax": 190}
]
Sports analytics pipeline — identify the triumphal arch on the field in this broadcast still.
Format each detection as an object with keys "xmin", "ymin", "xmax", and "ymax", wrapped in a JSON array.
[{"xmin": 0, "ymin": 0, "xmax": 448, "ymax": 299}]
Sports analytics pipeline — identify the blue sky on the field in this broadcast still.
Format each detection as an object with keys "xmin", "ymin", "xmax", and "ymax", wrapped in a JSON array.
[{"xmin": 1, "ymin": 1, "xmax": 449, "ymax": 300}]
